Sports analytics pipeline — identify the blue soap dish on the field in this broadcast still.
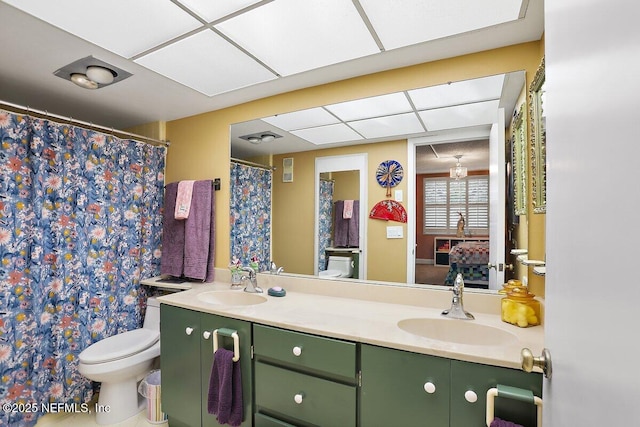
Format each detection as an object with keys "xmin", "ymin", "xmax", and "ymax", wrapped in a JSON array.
[{"xmin": 268, "ymin": 287, "xmax": 286, "ymax": 297}]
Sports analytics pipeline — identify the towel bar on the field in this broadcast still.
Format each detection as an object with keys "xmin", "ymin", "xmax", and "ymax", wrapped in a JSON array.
[
  {"xmin": 212, "ymin": 328, "xmax": 240, "ymax": 362},
  {"xmin": 486, "ymin": 385, "xmax": 542, "ymax": 427}
]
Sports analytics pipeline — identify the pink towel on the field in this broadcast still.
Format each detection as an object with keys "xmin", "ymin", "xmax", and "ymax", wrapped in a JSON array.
[
  {"xmin": 208, "ymin": 348, "xmax": 243, "ymax": 426},
  {"xmin": 343, "ymin": 199, "xmax": 354, "ymax": 219},
  {"xmin": 174, "ymin": 180, "xmax": 195, "ymax": 219}
]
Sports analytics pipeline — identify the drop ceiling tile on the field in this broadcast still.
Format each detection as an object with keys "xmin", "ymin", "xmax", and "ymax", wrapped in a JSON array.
[
  {"xmin": 135, "ymin": 30, "xmax": 276, "ymax": 97},
  {"xmin": 3, "ymin": 0, "xmax": 202, "ymax": 58},
  {"xmin": 418, "ymin": 100, "xmax": 500, "ymax": 131},
  {"xmin": 408, "ymin": 74, "xmax": 505, "ymax": 110},
  {"xmin": 262, "ymin": 108, "xmax": 340, "ymax": 131},
  {"xmin": 214, "ymin": 0, "xmax": 379, "ymax": 76},
  {"xmin": 291, "ymin": 124, "xmax": 364, "ymax": 145},
  {"xmin": 176, "ymin": 0, "xmax": 264, "ymax": 22},
  {"xmin": 325, "ymin": 92, "xmax": 413, "ymax": 122},
  {"xmin": 348, "ymin": 112, "xmax": 425, "ymax": 139},
  {"xmin": 360, "ymin": 0, "xmax": 523, "ymax": 50}
]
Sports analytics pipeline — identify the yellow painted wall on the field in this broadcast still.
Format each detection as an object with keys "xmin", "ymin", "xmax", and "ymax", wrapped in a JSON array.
[
  {"xmin": 164, "ymin": 40, "xmax": 544, "ymax": 289},
  {"xmin": 272, "ymin": 139, "xmax": 407, "ymax": 283}
]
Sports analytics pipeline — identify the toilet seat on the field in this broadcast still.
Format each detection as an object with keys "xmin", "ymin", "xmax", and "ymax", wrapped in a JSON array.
[
  {"xmin": 79, "ymin": 329, "xmax": 159, "ymax": 364},
  {"xmin": 319, "ymin": 269, "xmax": 342, "ymax": 277}
]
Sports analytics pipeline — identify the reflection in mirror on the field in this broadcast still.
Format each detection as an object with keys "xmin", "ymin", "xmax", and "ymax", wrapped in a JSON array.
[
  {"xmin": 229, "ymin": 71, "xmax": 526, "ymax": 292},
  {"xmin": 530, "ymin": 58, "xmax": 546, "ymax": 214},
  {"xmin": 512, "ymin": 103, "xmax": 527, "ymax": 216}
]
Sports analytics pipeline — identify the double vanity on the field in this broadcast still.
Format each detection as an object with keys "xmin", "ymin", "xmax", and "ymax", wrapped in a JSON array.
[{"xmin": 147, "ymin": 272, "xmax": 544, "ymax": 427}]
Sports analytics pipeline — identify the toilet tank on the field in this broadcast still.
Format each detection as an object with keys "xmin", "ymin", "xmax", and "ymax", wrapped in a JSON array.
[
  {"xmin": 143, "ymin": 297, "xmax": 160, "ymax": 331},
  {"xmin": 327, "ymin": 256, "xmax": 353, "ymax": 277}
]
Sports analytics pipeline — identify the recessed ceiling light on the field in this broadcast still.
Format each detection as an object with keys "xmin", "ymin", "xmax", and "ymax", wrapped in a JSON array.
[{"xmin": 70, "ymin": 73, "xmax": 98, "ymax": 90}]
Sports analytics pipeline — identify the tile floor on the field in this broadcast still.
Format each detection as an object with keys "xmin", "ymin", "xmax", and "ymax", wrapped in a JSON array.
[{"xmin": 35, "ymin": 399, "xmax": 168, "ymax": 427}]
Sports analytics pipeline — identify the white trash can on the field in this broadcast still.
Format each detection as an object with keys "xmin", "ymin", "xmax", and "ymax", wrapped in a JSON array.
[{"xmin": 138, "ymin": 370, "xmax": 168, "ymax": 424}]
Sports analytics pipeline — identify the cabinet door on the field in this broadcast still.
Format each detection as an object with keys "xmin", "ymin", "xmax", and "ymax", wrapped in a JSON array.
[
  {"xmin": 360, "ymin": 344, "xmax": 450, "ymax": 427},
  {"xmin": 450, "ymin": 360, "xmax": 542, "ymax": 427},
  {"xmin": 200, "ymin": 313, "xmax": 253, "ymax": 427},
  {"xmin": 160, "ymin": 304, "xmax": 202, "ymax": 427}
]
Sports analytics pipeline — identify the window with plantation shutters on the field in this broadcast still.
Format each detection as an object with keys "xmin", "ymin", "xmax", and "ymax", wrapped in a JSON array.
[{"xmin": 424, "ymin": 176, "xmax": 489, "ymax": 234}]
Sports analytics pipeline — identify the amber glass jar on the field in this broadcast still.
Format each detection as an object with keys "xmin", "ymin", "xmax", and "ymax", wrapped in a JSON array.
[
  {"xmin": 499, "ymin": 279, "xmax": 523, "ymax": 295},
  {"xmin": 501, "ymin": 286, "xmax": 541, "ymax": 327}
]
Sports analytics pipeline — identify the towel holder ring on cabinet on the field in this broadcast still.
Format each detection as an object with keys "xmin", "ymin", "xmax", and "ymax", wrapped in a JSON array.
[
  {"xmin": 486, "ymin": 384, "xmax": 542, "ymax": 427},
  {"xmin": 212, "ymin": 328, "xmax": 240, "ymax": 362}
]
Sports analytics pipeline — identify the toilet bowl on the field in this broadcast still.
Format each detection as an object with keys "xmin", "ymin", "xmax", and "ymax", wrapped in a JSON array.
[
  {"xmin": 79, "ymin": 297, "xmax": 160, "ymax": 425},
  {"xmin": 319, "ymin": 256, "xmax": 353, "ymax": 278}
]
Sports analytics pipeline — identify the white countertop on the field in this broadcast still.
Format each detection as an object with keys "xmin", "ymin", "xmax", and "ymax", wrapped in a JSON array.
[{"xmin": 145, "ymin": 271, "xmax": 544, "ymax": 371}]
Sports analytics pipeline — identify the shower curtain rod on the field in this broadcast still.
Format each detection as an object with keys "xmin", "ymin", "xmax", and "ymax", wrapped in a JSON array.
[
  {"xmin": 0, "ymin": 100, "xmax": 170, "ymax": 148},
  {"xmin": 231, "ymin": 157, "xmax": 276, "ymax": 171}
]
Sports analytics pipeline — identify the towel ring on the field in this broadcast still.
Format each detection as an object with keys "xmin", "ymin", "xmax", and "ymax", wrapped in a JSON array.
[
  {"xmin": 212, "ymin": 328, "xmax": 240, "ymax": 362},
  {"xmin": 486, "ymin": 385, "xmax": 542, "ymax": 427}
]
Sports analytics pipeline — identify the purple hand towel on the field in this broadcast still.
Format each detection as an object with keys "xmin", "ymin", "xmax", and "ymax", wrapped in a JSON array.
[
  {"xmin": 490, "ymin": 417, "xmax": 524, "ymax": 427},
  {"xmin": 347, "ymin": 200, "xmax": 360, "ymax": 247},
  {"xmin": 160, "ymin": 182, "xmax": 185, "ymax": 277},
  {"xmin": 183, "ymin": 180, "xmax": 214, "ymax": 281},
  {"xmin": 208, "ymin": 348, "xmax": 243, "ymax": 426}
]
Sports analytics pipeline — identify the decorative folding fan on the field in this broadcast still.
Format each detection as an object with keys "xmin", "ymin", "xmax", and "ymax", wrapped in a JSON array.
[
  {"xmin": 369, "ymin": 200, "xmax": 407, "ymax": 223},
  {"xmin": 375, "ymin": 160, "xmax": 403, "ymax": 197}
]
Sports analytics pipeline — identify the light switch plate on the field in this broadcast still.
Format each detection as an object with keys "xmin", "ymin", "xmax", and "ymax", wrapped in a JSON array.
[
  {"xmin": 394, "ymin": 190, "xmax": 403, "ymax": 202},
  {"xmin": 386, "ymin": 226, "xmax": 403, "ymax": 239}
]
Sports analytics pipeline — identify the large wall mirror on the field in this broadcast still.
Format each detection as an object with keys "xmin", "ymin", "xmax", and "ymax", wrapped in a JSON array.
[
  {"xmin": 530, "ymin": 58, "xmax": 546, "ymax": 214},
  {"xmin": 230, "ymin": 71, "xmax": 527, "ymax": 293}
]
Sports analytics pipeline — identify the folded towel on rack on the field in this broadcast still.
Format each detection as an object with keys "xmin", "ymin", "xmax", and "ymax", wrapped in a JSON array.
[
  {"xmin": 208, "ymin": 348, "xmax": 243, "ymax": 426},
  {"xmin": 343, "ymin": 199, "xmax": 354, "ymax": 219},
  {"xmin": 183, "ymin": 180, "xmax": 215, "ymax": 281},
  {"xmin": 160, "ymin": 182, "xmax": 185, "ymax": 277},
  {"xmin": 174, "ymin": 180, "xmax": 195, "ymax": 219},
  {"xmin": 491, "ymin": 417, "xmax": 524, "ymax": 427}
]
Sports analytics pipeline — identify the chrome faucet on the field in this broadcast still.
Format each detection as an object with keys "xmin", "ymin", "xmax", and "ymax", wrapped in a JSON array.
[
  {"xmin": 241, "ymin": 266, "xmax": 263, "ymax": 293},
  {"xmin": 269, "ymin": 261, "xmax": 284, "ymax": 275},
  {"xmin": 442, "ymin": 273, "xmax": 474, "ymax": 320}
]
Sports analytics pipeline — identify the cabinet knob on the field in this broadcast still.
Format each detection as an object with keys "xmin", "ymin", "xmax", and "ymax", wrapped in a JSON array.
[
  {"xmin": 294, "ymin": 393, "xmax": 304, "ymax": 404},
  {"xmin": 292, "ymin": 346, "xmax": 302, "ymax": 357},
  {"xmin": 185, "ymin": 327, "xmax": 194, "ymax": 336},
  {"xmin": 423, "ymin": 382, "xmax": 436, "ymax": 394},
  {"xmin": 202, "ymin": 331, "xmax": 211, "ymax": 340},
  {"xmin": 464, "ymin": 390, "xmax": 478, "ymax": 403}
]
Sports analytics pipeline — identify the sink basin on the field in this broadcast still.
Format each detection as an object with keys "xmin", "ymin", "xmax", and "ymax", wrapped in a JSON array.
[
  {"xmin": 397, "ymin": 318, "xmax": 518, "ymax": 346},
  {"xmin": 197, "ymin": 291, "xmax": 267, "ymax": 306}
]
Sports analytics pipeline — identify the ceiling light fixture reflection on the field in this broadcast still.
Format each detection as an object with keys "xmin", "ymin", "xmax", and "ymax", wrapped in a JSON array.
[
  {"xmin": 240, "ymin": 132, "xmax": 282, "ymax": 145},
  {"xmin": 450, "ymin": 155, "xmax": 468, "ymax": 180}
]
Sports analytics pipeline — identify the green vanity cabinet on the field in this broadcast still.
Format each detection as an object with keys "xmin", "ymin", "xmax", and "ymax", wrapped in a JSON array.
[
  {"xmin": 361, "ymin": 344, "xmax": 543, "ymax": 427},
  {"xmin": 360, "ymin": 344, "xmax": 451, "ymax": 426},
  {"xmin": 253, "ymin": 324, "xmax": 358, "ymax": 426},
  {"xmin": 160, "ymin": 304, "xmax": 253, "ymax": 427},
  {"xmin": 450, "ymin": 360, "xmax": 542, "ymax": 427}
]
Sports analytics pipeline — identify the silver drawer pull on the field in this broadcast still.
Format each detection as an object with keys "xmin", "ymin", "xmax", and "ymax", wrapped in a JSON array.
[
  {"xmin": 185, "ymin": 327, "xmax": 194, "ymax": 335},
  {"xmin": 292, "ymin": 346, "xmax": 302, "ymax": 357},
  {"xmin": 423, "ymin": 382, "xmax": 436, "ymax": 394},
  {"xmin": 294, "ymin": 393, "xmax": 304, "ymax": 404}
]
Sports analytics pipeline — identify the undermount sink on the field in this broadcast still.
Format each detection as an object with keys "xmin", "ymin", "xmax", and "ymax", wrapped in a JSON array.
[
  {"xmin": 397, "ymin": 318, "xmax": 518, "ymax": 346},
  {"xmin": 197, "ymin": 291, "xmax": 267, "ymax": 306}
]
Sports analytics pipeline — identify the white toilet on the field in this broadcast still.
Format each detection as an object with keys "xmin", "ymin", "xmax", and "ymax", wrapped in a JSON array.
[
  {"xmin": 319, "ymin": 256, "xmax": 354, "ymax": 278},
  {"xmin": 79, "ymin": 297, "xmax": 161, "ymax": 425}
]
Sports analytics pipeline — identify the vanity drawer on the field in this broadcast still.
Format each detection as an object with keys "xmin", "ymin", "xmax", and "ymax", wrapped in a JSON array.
[
  {"xmin": 255, "ymin": 362, "xmax": 356, "ymax": 426},
  {"xmin": 253, "ymin": 324, "xmax": 356, "ymax": 380}
]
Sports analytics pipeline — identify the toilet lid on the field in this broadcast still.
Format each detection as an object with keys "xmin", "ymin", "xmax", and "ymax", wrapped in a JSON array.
[{"xmin": 79, "ymin": 329, "xmax": 159, "ymax": 364}]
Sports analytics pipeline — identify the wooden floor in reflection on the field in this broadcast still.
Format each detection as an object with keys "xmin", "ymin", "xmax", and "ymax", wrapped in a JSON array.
[{"xmin": 414, "ymin": 263, "xmax": 449, "ymax": 286}]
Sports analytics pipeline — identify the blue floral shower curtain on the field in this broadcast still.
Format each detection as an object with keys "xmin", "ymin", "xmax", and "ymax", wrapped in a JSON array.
[
  {"xmin": 0, "ymin": 110, "xmax": 165, "ymax": 426},
  {"xmin": 318, "ymin": 179, "xmax": 334, "ymax": 272},
  {"xmin": 230, "ymin": 162, "xmax": 271, "ymax": 272}
]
